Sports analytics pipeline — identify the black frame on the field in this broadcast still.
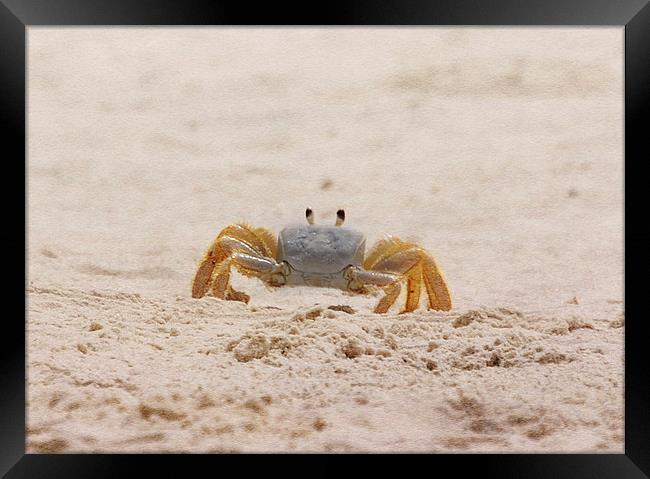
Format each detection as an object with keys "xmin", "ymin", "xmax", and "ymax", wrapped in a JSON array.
[{"xmin": 3, "ymin": 0, "xmax": 648, "ymax": 476}]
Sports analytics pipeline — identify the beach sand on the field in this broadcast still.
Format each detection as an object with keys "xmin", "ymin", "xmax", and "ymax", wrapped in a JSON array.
[{"xmin": 27, "ymin": 27, "xmax": 624, "ymax": 452}]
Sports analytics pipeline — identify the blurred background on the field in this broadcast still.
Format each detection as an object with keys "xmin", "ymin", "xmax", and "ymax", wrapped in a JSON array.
[{"xmin": 27, "ymin": 27, "xmax": 623, "ymax": 312}]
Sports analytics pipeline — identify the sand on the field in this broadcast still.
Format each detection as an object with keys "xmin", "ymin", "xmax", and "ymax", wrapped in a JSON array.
[{"xmin": 26, "ymin": 27, "xmax": 624, "ymax": 453}]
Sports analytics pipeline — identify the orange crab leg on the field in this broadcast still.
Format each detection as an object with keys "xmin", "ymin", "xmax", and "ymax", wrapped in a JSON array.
[
  {"xmin": 191, "ymin": 224, "xmax": 278, "ymax": 299},
  {"xmin": 422, "ymin": 255, "xmax": 452, "ymax": 311},
  {"xmin": 359, "ymin": 236, "xmax": 452, "ymax": 313},
  {"xmin": 374, "ymin": 282, "xmax": 402, "ymax": 314},
  {"xmin": 404, "ymin": 265, "xmax": 423, "ymax": 312}
]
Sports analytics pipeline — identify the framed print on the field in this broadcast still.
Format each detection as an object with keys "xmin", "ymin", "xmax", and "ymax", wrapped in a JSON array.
[{"xmin": 2, "ymin": 0, "xmax": 648, "ymax": 476}]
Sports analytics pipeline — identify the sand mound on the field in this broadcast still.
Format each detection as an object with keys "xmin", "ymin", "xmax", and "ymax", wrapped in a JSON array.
[{"xmin": 27, "ymin": 285, "xmax": 623, "ymax": 452}]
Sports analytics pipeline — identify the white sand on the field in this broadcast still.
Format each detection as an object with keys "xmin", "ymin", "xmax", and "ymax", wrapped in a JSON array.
[{"xmin": 27, "ymin": 27, "xmax": 624, "ymax": 452}]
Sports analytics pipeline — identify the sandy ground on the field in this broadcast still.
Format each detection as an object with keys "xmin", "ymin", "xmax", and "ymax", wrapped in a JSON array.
[{"xmin": 26, "ymin": 28, "xmax": 624, "ymax": 453}]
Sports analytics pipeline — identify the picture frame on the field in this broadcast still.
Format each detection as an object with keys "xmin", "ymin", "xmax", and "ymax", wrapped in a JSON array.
[{"xmin": 3, "ymin": 0, "xmax": 647, "ymax": 475}]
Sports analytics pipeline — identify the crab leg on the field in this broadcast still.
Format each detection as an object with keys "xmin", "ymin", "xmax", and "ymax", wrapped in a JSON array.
[
  {"xmin": 347, "ymin": 269, "xmax": 398, "ymax": 287},
  {"xmin": 231, "ymin": 253, "xmax": 279, "ymax": 273},
  {"xmin": 405, "ymin": 265, "xmax": 422, "ymax": 312},
  {"xmin": 210, "ymin": 253, "xmax": 286, "ymax": 301},
  {"xmin": 229, "ymin": 253, "xmax": 288, "ymax": 287},
  {"xmin": 345, "ymin": 268, "xmax": 403, "ymax": 314},
  {"xmin": 191, "ymin": 223, "xmax": 278, "ymax": 300},
  {"xmin": 421, "ymin": 255, "xmax": 452, "ymax": 311},
  {"xmin": 360, "ymin": 236, "xmax": 452, "ymax": 313},
  {"xmin": 374, "ymin": 283, "xmax": 402, "ymax": 314},
  {"xmin": 192, "ymin": 237, "xmax": 259, "ymax": 299}
]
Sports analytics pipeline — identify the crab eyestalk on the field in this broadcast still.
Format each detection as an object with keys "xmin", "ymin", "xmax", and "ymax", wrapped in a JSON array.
[
  {"xmin": 306, "ymin": 208, "xmax": 315, "ymax": 225},
  {"xmin": 335, "ymin": 209, "xmax": 345, "ymax": 227}
]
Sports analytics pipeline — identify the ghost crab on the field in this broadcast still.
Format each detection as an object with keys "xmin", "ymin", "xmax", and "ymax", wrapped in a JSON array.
[{"xmin": 191, "ymin": 209, "xmax": 452, "ymax": 313}]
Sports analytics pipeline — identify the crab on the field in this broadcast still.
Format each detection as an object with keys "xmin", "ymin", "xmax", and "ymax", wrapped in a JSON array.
[{"xmin": 191, "ymin": 209, "xmax": 452, "ymax": 313}]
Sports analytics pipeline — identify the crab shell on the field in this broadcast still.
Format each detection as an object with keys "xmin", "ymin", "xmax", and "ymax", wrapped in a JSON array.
[{"xmin": 277, "ymin": 224, "xmax": 366, "ymax": 288}]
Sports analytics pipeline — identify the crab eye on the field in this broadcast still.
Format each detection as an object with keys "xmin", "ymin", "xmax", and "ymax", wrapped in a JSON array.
[
  {"xmin": 306, "ymin": 208, "xmax": 315, "ymax": 225},
  {"xmin": 336, "ymin": 209, "xmax": 345, "ymax": 226}
]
